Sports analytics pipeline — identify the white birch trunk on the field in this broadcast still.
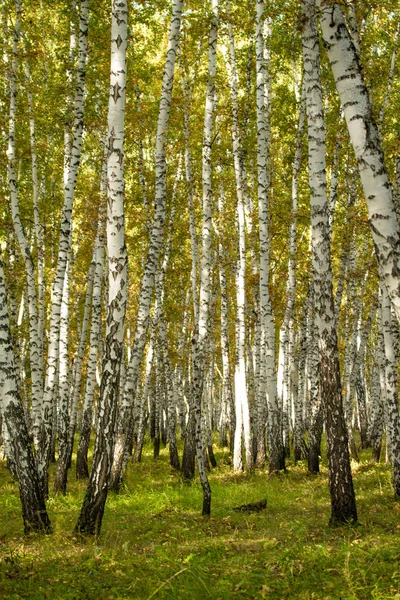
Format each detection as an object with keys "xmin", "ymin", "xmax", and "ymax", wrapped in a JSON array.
[
  {"xmin": 24, "ymin": 55, "xmax": 45, "ymax": 392},
  {"xmin": 132, "ymin": 327, "xmax": 155, "ymax": 462},
  {"xmin": 0, "ymin": 253, "xmax": 51, "ymax": 534},
  {"xmin": 317, "ymin": 1, "xmax": 400, "ymax": 322},
  {"xmin": 39, "ymin": 0, "xmax": 89, "ymax": 495},
  {"xmin": 190, "ymin": 0, "xmax": 219, "ymax": 514},
  {"xmin": 369, "ymin": 351, "xmax": 384, "ymax": 462},
  {"xmin": 6, "ymin": 0, "xmax": 44, "ymax": 454},
  {"xmin": 115, "ymin": 0, "xmax": 183, "ymax": 480},
  {"xmin": 290, "ymin": 90, "xmax": 307, "ymax": 462},
  {"xmin": 256, "ymin": 0, "xmax": 283, "ymax": 472},
  {"xmin": 180, "ymin": 61, "xmax": 199, "ymax": 326},
  {"xmin": 379, "ymin": 284, "xmax": 400, "ymax": 497},
  {"xmin": 222, "ymin": 14, "xmax": 252, "ymax": 473},
  {"xmin": 218, "ymin": 191, "xmax": 234, "ymax": 450},
  {"xmin": 278, "ymin": 85, "xmax": 306, "ymax": 459},
  {"xmin": 76, "ymin": 217, "xmax": 106, "ymax": 478},
  {"xmin": 74, "ymin": 0, "xmax": 128, "ymax": 536},
  {"xmin": 303, "ymin": 0, "xmax": 357, "ymax": 524},
  {"xmin": 53, "ymin": 251, "xmax": 72, "ymax": 493}
]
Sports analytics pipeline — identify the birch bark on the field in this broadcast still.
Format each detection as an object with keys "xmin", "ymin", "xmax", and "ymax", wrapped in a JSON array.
[
  {"xmin": 317, "ymin": 1, "xmax": 400, "ymax": 323},
  {"xmin": 0, "ymin": 254, "xmax": 51, "ymax": 534},
  {"xmin": 24, "ymin": 58, "xmax": 45, "ymax": 369},
  {"xmin": 379, "ymin": 284, "xmax": 400, "ymax": 497},
  {"xmin": 6, "ymin": 0, "xmax": 44, "ymax": 455},
  {"xmin": 76, "ymin": 218, "xmax": 105, "ymax": 479},
  {"xmin": 256, "ymin": 0, "xmax": 284, "ymax": 472},
  {"xmin": 189, "ymin": 0, "xmax": 219, "ymax": 514},
  {"xmin": 74, "ymin": 0, "xmax": 128, "ymax": 535},
  {"xmin": 111, "ymin": 0, "xmax": 183, "ymax": 487},
  {"xmin": 53, "ymin": 250, "xmax": 72, "ymax": 493},
  {"xmin": 218, "ymin": 191, "xmax": 234, "ymax": 451},
  {"xmin": 302, "ymin": 0, "xmax": 357, "ymax": 524},
  {"xmin": 369, "ymin": 349, "xmax": 384, "ymax": 462},
  {"xmin": 38, "ymin": 0, "xmax": 89, "ymax": 495},
  {"xmin": 222, "ymin": 17, "xmax": 253, "ymax": 473},
  {"xmin": 180, "ymin": 58, "xmax": 199, "ymax": 326},
  {"xmin": 279, "ymin": 84, "xmax": 306, "ymax": 460}
]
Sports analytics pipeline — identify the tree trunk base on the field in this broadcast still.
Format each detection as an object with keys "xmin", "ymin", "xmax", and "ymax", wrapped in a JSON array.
[
  {"xmin": 169, "ymin": 442, "xmax": 180, "ymax": 471},
  {"xmin": 207, "ymin": 444, "xmax": 217, "ymax": 468}
]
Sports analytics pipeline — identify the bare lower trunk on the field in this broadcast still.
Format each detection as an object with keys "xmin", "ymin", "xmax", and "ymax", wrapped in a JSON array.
[{"xmin": 0, "ymin": 256, "xmax": 51, "ymax": 535}]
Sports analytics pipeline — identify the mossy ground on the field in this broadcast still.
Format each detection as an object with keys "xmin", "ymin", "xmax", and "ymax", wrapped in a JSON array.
[{"xmin": 0, "ymin": 441, "xmax": 399, "ymax": 599}]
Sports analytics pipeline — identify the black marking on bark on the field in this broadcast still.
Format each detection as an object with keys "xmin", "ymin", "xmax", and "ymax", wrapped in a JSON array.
[{"xmin": 111, "ymin": 82, "xmax": 121, "ymax": 104}]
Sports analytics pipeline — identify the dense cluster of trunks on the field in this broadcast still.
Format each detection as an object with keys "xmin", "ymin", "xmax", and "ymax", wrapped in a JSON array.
[{"xmin": 1, "ymin": 0, "xmax": 400, "ymax": 535}]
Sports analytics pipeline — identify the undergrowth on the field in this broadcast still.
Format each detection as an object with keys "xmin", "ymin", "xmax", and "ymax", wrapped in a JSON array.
[{"xmin": 0, "ymin": 440, "xmax": 399, "ymax": 599}]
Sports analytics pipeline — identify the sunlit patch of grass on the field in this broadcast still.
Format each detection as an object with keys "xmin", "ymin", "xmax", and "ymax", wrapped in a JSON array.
[{"xmin": 1, "ymin": 439, "xmax": 400, "ymax": 599}]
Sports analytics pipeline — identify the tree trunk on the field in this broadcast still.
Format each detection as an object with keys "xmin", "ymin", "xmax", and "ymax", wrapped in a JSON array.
[
  {"xmin": 6, "ymin": 0, "xmax": 44, "ymax": 456},
  {"xmin": 0, "ymin": 255, "xmax": 51, "ymax": 535},
  {"xmin": 74, "ymin": 0, "xmax": 128, "ymax": 536},
  {"xmin": 380, "ymin": 284, "xmax": 400, "ymax": 497},
  {"xmin": 76, "ymin": 223, "xmax": 105, "ymax": 479},
  {"xmin": 111, "ymin": 0, "xmax": 183, "ymax": 489},
  {"xmin": 256, "ymin": 0, "xmax": 284, "ymax": 473},
  {"xmin": 302, "ymin": 0, "xmax": 357, "ymax": 524},
  {"xmin": 189, "ymin": 0, "xmax": 219, "ymax": 515},
  {"xmin": 38, "ymin": 0, "xmax": 89, "ymax": 496},
  {"xmin": 222, "ymin": 11, "xmax": 253, "ymax": 474},
  {"xmin": 317, "ymin": 1, "xmax": 400, "ymax": 323}
]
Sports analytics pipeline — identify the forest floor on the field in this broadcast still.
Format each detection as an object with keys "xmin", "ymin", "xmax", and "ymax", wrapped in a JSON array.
[{"xmin": 0, "ymin": 439, "xmax": 399, "ymax": 599}]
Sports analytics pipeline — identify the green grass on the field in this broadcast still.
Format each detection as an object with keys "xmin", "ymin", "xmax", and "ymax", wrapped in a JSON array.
[{"xmin": 1, "ymin": 442, "xmax": 400, "ymax": 599}]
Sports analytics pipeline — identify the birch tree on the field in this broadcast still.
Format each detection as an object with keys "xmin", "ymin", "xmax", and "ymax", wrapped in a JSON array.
[
  {"xmin": 0, "ymin": 254, "xmax": 51, "ymax": 535},
  {"xmin": 111, "ymin": 0, "xmax": 183, "ymax": 489},
  {"xmin": 222, "ymin": 9, "xmax": 252, "ymax": 473},
  {"xmin": 76, "ymin": 211, "xmax": 105, "ymax": 480},
  {"xmin": 74, "ymin": 0, "xmax": 128, "ymax": 536},
  {"xmin": 256, "ymin": 0, "xmax": 284, "ymax": 473},
  {"xmin": 189, "ymin": 0, "xmax": 219, "ymax": 515},
  {"xmin": 6, "ymin": 0, "xmax": 44, "ymax": 455},
  {"xmin": 317, "ymin": 1, "xmax": 400, "ymax": 323},
  {"xmin": 38, "ymin": 0, "xmax": 89, "ymax": 496},
  {"xmin": 379, "ymin": 284, "xmax": 400, "ymax": 497},
  {"xmin": 302, "ymin": 0, "xmax": 357, "ymax": 524}
]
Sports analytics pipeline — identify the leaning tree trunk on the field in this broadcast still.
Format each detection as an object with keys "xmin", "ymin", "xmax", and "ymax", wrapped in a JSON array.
[
  {"xmin": 317, "ymin": 1, "xmax": 400, "ymax": 323},
  {"xmin": 74, "ymin": 0, "xmax": 128, "ymax": 536},
  {"xmin": 0, "ymin": 254, "xmax": 51, "ymax": 535},
  {"xmin": 302, "ymin": 0, "xmax": 357, "ymax": 525}
]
